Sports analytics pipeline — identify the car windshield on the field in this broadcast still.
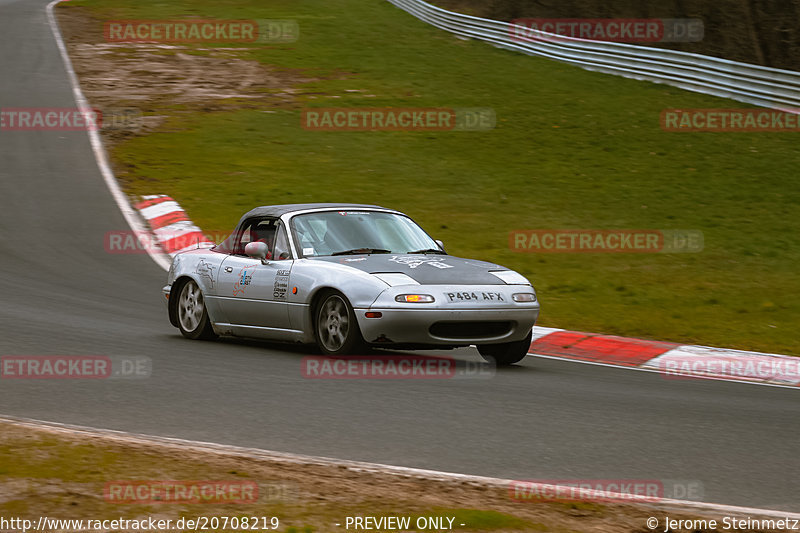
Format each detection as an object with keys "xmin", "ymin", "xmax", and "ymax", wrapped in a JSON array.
[{"xmin": 290, "ymin": 210, "xmax": 439, "ymax": 257}]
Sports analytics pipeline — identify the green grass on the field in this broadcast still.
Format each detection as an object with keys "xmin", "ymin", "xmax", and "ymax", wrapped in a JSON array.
[
  {"xmin": 0, "ymin": 426, "xmax": 569, "ymax": 532},
  {"xmin": 61, "ymin": 0, "xmax": 800, "ymax": 355}
]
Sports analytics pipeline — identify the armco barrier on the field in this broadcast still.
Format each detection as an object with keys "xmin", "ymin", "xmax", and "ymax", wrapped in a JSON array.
[{"xmin": 386, "ymin": 0, "xmax": 800, "ymax": 110}]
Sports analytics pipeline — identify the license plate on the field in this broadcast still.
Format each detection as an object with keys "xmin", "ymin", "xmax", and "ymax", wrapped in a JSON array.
[{"xmin": 445, "ymin": 291, "xmax": 505, "ymax": 302}]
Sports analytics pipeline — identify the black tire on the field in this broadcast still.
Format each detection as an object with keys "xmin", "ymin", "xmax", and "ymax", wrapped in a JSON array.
[
  {"xmin": 313, "ymin": 290, "xmax": 365, "ymax": 355},
  {"xmin": 477, "ymin": 329, "xmax": 532, "ymax": 366},
  {"xmin": 175, "ymin": 279, "xmax": 217, "ymax": 340}
]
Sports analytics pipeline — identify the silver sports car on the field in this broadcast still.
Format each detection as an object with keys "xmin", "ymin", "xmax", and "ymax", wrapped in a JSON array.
[{"xmin": 163, "ymin": 204, "xmax": 539, "ymax": 365}]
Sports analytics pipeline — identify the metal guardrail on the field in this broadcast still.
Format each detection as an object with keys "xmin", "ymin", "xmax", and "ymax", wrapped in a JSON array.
[{"xmin": 386, "ymin": 0, "xmax": 800, "ymax": 110}]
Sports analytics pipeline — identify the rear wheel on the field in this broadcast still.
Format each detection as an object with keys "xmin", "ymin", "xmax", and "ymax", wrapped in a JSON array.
[
  {"xmin": 477, "ymin": 329, "xmax": 532, "ymax": 366},
  {"xmin": 176, "ymin": 279, "xmax": 217, "ymax": 340},
  {"xmin": 314, "ymin": 290, "xmax": 365, "ymax": 355}
]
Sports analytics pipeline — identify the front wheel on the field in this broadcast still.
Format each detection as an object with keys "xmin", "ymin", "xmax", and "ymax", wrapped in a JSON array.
[
  {"xmin": 176, "ymin": 279, "xmax": 217, "ymax": 340},
  {"xmin": 477, "ymin": 329, "xmax": 532, "ymax": 366},
  {"xmin": 314, "ymin": 290, "xmax": 365, "ymax": 355}
]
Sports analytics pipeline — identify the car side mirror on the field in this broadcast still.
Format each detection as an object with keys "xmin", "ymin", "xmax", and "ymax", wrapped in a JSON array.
[
  {"xmin": 245, "ymin": 241, "xmax": 269, "ymax": 262},
  {"xmin": 435, "ymin": 239, "xmax": 446, "ymax": 253}
]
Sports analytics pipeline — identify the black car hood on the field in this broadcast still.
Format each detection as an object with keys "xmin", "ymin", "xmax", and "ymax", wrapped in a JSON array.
[{"xmin": 311, "ymin": 254, "xmax": 509, "ymax": 285}]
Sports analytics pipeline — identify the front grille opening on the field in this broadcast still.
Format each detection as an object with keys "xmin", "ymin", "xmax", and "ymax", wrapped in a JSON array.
[{"xmin": 429, "ymin": 321, "xmax": 513, "ymax": 340}]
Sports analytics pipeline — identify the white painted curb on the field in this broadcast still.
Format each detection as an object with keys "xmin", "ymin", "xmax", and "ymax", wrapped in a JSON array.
[
  {"xmin": 529, "ymin": 327, "xmax": 800, "ymax": 388},
  {"xmin": 136, "ymin": 195, "xmax": 215, "ymax": 255}
]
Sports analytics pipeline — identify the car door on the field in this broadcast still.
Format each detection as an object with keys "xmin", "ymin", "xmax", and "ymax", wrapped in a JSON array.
[{"xmin": 215, "ymin": 218, "xmax": 293, "ymax": 331}]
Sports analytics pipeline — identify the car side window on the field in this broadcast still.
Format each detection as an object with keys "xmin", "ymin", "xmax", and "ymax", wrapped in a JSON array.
[
  {"xmin": 234, "ymin": 217, "xmax": 279, "ymax": 256},
  {"xmin": 273, "ymin": 224, "xmax": 292, "ymax": 260}
]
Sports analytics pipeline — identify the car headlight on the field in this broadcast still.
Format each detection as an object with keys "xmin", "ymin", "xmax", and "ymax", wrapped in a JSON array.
[
  {"xmin": 512, "ymin": 292, "xmax": 537, "ymax": 302},
  {"xmin": 395, "ymin": 294, "xmax": 435, "ymax": 303},
  {"xmin": 489, "ymin": 270, "xmax": 530, "ymax": 285}
]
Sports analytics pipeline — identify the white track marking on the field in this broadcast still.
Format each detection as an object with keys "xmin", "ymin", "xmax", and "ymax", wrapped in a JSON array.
[
  {"xmin": 527, "ymin": 352, "xmax": 800, "ymax": 390},
  {"xmin": 2, "ymin": 415, "xmax": 798, "ymax": 518},
  {"xmin": 46, "ymin": 0, "xmax": 170, "ymax": 271}
]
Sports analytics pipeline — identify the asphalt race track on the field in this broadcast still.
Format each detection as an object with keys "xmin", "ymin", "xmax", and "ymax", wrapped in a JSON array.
[{"xmin": 1, "ymin": 0, "xmax": 798, "ymax": 512}]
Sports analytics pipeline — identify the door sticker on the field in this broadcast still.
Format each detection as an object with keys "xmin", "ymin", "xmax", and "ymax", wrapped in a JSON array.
[
  {"xmin": 273, "ymin": 269, "xmax": 290, "ymax": 300},
  {"xmin": 233, "ymin": 264, "xmax": 257, "ymax": 296},
  {"xmin": 196, "ymin": 260, "xmax": 216, "ymax": 289}
]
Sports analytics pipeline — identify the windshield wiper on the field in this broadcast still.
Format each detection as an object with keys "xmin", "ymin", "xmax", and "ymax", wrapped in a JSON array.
[
  {"xmin": 331, "ymin": 248, "xmax": 391, "ymax": 256},
  {"xmin": 407, "ymin": 248, "xmax": 446, "ymax": 254}
]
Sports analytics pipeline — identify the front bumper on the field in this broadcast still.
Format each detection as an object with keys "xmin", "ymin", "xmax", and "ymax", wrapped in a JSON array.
[{"xmin": 356, "ymin": 285, "xmax": 539, "ymax": 345}]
